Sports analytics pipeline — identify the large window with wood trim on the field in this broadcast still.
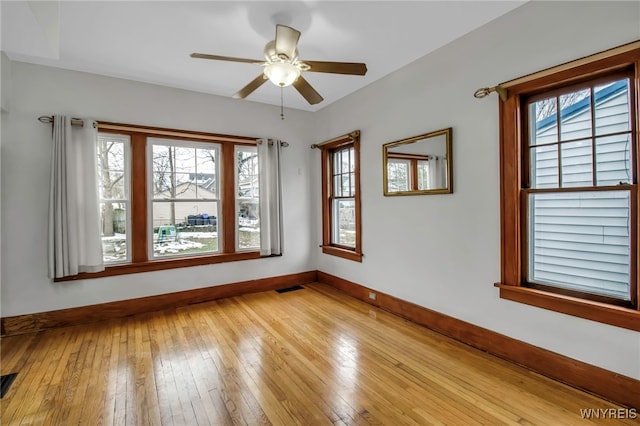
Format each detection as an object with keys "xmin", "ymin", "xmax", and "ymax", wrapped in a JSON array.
[
  {"xmin": 320, "ymin": 131, "xmax": 362, "ymax": 262},
  {"xmin": 81, "ymin": 122, "xmax": 263, "ymax": 280},
  {"xmin": 496, "ymin": 43, "xmax": 639, "ymax": 331}
]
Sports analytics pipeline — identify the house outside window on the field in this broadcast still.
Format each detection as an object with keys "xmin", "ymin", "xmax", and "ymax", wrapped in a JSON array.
[
  {"xmin": 496, "ymin": 44, "xmax": 639, "ymax": 331},
  {"xmin": 319, "ymin": 131, "xmax": 363, "ymax": 262}
]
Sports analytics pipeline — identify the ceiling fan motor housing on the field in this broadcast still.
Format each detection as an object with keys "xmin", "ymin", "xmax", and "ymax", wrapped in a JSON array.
[{"xmin": 264, "ymin": 40, "xmax": 298, "ymax": 63}]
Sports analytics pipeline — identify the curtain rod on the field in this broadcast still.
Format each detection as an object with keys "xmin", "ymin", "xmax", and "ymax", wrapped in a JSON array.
[
  {"xmin": 38, "ymin": 116, "xmax": 88, "ymax": 127},
  {"xmin": 473, "ymin": 40, "xmax": 640, "ymax": 101},
  {"xmin": 38, "ymin": 116, "xmax": 289, "ymax": 147},
  {"xmin": 311, "ymin": 130, "xmax": 360, "ymax": 149},
  {"xmin": 258, "ymin": 139, "xmax": 290, "ymax": 147}
]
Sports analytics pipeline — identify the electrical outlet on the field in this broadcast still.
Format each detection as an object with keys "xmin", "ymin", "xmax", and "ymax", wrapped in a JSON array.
[{"xmin": 368, "ymin": 292, "xmax": 376, "ymax": 301}]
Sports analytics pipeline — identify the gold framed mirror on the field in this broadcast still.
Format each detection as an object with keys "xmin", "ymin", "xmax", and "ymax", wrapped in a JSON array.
[{"xmin": 383, "ymin": 127, "xmax": 452, "ymax": 196}]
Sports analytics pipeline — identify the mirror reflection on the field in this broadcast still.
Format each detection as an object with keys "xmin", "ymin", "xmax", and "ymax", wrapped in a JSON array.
[{"xmin": 383, "ymin": 127, "xmax": 452, "ymax": 195}]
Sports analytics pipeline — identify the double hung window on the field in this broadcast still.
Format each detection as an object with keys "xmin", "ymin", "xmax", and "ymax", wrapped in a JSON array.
[
  {"xmin": 320, "ymin": 131, "xmax": 363, "ymax": 262},
  {"xmin": 497, "ymin": 43, "xmax": 639, "ymax": 330}
]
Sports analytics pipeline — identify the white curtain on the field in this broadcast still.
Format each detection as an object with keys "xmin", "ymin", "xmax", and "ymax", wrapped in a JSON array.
[
  {"xmin": 48, "ymin": 115, "xmax": 104, "ymax": 278},
  {"xmin": 428, "ymin": 156, "xmax": 447, "ymax": 189},
  {"xmin": 257, "ymin": 138, "xmax": 283, "ymax": 256}
]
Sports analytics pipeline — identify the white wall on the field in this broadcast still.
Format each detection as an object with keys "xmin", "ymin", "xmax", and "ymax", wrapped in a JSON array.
[
  {"xmin": 1, "ymin": 61, "xmax": 315, "ymax": 316},
  {"xmin": 312, "ymin": 1, "xmax": 640, "ymax": 379}
]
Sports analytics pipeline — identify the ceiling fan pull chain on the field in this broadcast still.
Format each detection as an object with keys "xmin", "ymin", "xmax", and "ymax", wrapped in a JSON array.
[{"xmin": 280, "ymin": 87, "xmax": 285, "ymax": 120}]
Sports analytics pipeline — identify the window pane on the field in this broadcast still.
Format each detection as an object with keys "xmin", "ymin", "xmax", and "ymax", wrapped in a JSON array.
[
  {"xmin": 151, "ymin": 141, "xmax": 219, "ymax": 201},
  {"xmin": 195, "ymin": 173, "xmax": 217, "ymax": 199},
  {"xmin": 98, "ymin": 133, "xmax": 130, "ymax": 264},
  {"xmin": 342, "ymin": 173, "xmax": 351, "ymax": 196},
  {"xmin": 197, "ymin": 148, "xmax": 217, "ymax": 174},
  {"xmin": 100, "ymin": 202, "xmax": 128, "ymax": 263},
  {"xmin": 152, "ymin": 172, "xmax": 172, "ymax": 197},
  {"xmin": 152, "ymin": 201, "xmax": 218, "ymax": 258},
  {"xmin": 560, "ymin": 140, "xmax": 592, "ymax": 187},
  {"xmin": 559, "ymin": 89, "xmax": 591, "ymax": 140},
  {"xmin": 173, "ymin": 146, "xmax": 195, "ymax": 173},
  {"xmin": 349, "ymin": 148, "xmax": 355, "ymax": 172},
  {"xmin": 596, "ymin": 134, "xmax": 632, "ymax": 186},
  {"xmin": 595, "ymin": 80, "xmax": 631, "ymax": 136},
  {"xmin": 530, "ymin": 145, "xmax": 558, "ymax": 189},
  {"xmin": 530, "ymin": 97, "xmax": 557, "ymax": 145},
  {"xmin": 417, "ymin": 161, "xmax": 429, "ymax": 190},
  {"xmin": 528, "ymin": 191, "xmax": 630, "ymax": 300},
  {"xmin": 333, "ymin": 175, "xmax": 342, "ymax": 197},
  {"xmin": 342, "ymin": 148, "xmax": 352, "ymax": 173},
  {"xmin": 152, "ymin": 145, "xmax": 170, "ymax": 172},
  {"xmin": 332, "ymin": 198, "xmax": 356, "ymax": 247},
  {"xmin": 387, "ymin": 160, "xmax": 410, "ymax": 192},
  {"xmin": 174, "ymin": 174, "xmax": 194, "ymax": 199},
  {"xmin": 236, "ymin": 147, "xmax": 260, "ymax": 250},
  {"xmin": 333, "ymin": 151, "xmax": 341, "ymax": 174}
]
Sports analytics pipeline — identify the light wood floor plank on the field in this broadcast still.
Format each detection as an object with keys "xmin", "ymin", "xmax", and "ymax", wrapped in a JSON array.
[{"xmin": 1, "ymin": 283, "xmax": 637, "ymax": 425}]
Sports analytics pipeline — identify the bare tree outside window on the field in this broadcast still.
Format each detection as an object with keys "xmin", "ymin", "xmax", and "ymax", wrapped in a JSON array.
[{"xmin": 97, "ymin": 134, "xmax": 129, "ymax": 262}]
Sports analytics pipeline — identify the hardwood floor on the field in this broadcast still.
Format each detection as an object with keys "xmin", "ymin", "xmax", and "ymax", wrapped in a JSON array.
[{"xmin": 1, "ymin": 283, "xmax": 637, "ymax": 425}]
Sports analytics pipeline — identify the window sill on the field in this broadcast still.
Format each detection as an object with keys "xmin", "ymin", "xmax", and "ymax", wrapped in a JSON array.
[
  {"xmin": 55, "ymin": 251, "xmax": 261, "ymax": 282},
  {"xmin": 495, "ymin": 283, "xmax": 640, "ymax": 331},
  {"xmin": 321, "ymin": 245, "xmax": 363, "ymax": 262}
]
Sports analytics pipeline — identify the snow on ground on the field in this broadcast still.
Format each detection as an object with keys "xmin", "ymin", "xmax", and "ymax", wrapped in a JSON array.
[{"xmin": 154, "ymin": 240, "xmax": 205, "ymax": 254}]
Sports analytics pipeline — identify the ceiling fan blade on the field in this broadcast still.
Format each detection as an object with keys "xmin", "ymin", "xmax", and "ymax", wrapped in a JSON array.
[
  {"xmin": 275, "ymin": 25, "xmax": 301, "ymax": 60},
  {"xmin": 293, "ymin": 76, "xmax": 323, "ymax": 105},
  {"xmin": 302, "ymin": 61, "xmax": 367, "ymax": 76},
  {"xmin": 233, "ymin": 74, "xmax": 268, "ymax": 99},
  {"xmin": 191, "ymin": 53, "xmax": 264, "ymax": 65}
]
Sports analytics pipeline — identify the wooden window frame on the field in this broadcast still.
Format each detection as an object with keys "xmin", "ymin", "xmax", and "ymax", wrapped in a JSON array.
[
  {"xmin": 56, "ymin": 122, "xmax": 261, "ymax": 281},
  {"xmin": 320, "ymin": 131, "xmax": 363, "ymax": 262},
  {"xmin": 495, "ymin": 46, "xmax": 640, "ymax": 331}
]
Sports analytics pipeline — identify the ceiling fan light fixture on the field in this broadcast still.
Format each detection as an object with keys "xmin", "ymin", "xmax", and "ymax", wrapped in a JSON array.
[{"xmin": 264, "ymin": 62, "xmax": 300, "ymax": 87}]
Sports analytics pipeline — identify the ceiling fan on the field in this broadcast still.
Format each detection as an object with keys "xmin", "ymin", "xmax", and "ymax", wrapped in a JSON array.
[{"xmin": 191, "ymin": 24, "xmax": 367, "ymax": 105}]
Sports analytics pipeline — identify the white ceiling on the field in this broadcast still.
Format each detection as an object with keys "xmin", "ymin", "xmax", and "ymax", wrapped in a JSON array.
[{"xmin": 1, "ymin": 1, "xmax": 525, "ymax": 112}]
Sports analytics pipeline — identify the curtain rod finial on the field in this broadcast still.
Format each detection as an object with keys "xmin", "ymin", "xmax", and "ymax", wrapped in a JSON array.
[{"xmin": 474, "ymin": 85, "xmax": 507, "ymax": 101}]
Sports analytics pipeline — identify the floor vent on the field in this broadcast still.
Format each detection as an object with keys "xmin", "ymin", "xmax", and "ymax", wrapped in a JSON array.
[
  {"xmin": 275, "ymin": 285, "xmax": 304, "ymax": 294},
  {"xmin": 1, "ymin": 373, "xmax": 18, "ymax": 399}
]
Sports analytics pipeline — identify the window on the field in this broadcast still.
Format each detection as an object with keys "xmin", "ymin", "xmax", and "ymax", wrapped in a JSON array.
[
  {"xmin": 235, "ymin": 145, "xmax": 260, "ymax": 250},
  {"xmin": 386, "ymin": 154, "xmax": 434, "ymax": 191},
  {"xmin": 496, "ymin": 44, "xmax": 639, "ymax": 330},
  {"xmin": 98, "ymin": 133, "xmax": 131, "ymax": 264},
  {"xmin": 72, "ymin": 122, "xmax": 262, "ymax": 281},
  {"xmin": 150, "ymin": 139, "xmax": 220, "ymax": 259},
  {"xmin": 320, "ymin": 131, "xmax": 362, "ymax": 262}
]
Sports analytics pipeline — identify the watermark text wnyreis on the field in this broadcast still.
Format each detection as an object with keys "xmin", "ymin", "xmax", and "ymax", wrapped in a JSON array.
[{"xmin": 580, "ymin": 408, "xmax": 637, "ymax": 420}]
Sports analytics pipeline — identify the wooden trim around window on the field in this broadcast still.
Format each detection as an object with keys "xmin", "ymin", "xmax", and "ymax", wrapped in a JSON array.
[
  {"xmin": 221, "ymin": 142, "xmax": 236, "ymax": 253},
  {"xmin": 318, "ymin": 131, "xmax": 363, "ymax": 262},
  {"xmin": 98, "ymin": 122, "xmax": 259, "ymax": 144},
  {"xmin": 317, "ymin": 271, "xmax": 640, "ymax": 409},
  {"xmin": 130, "ymin": 133, "xmax": 148, "ymax": 262},
  {"xmin": 495, "ymin": 284, "xmax": 640, "ymax": 331},
  {"xmin": 498, "ymin": 44, "xmax": 640, "ymax": 328},
  {"xmin": 500, "ymin": 40, "xmax": 640, "ymax": 92},
  {"xmin": 54, "ymin": 251, "xmax": 261, "ymax": 282},
  {"xmin": 320, "ymin": 245, "xmax": 363, "ymax": 262}
]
